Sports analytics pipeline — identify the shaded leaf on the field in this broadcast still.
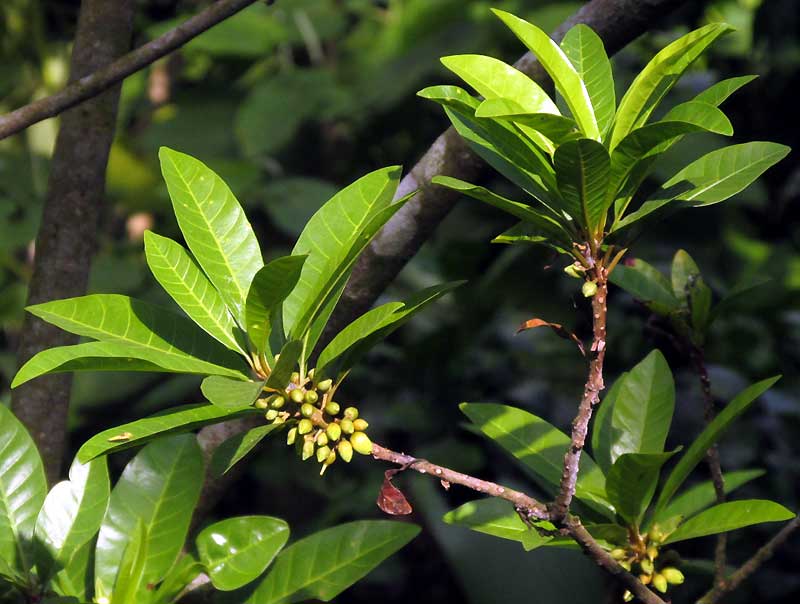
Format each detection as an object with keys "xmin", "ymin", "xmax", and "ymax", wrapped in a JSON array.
[
  {"xmin": 264, "ymin": 340, "xmax": 303, "ymax": 390},
  {"xmin": 609, "ymin": 259, "xmax": 680, "ymax": 315},
  {"xmin": 663, "ymin": 500, "xmax": 794, "ymax": 544},
  {"xmin": 606, "ymin": 450, "xmax": 678, "ymax": 525},
  {"xmin": 202, "ymin": 376, "xmax": 264, "ymax": 410},
  {"xmin": 197, "ymin": 516, "xmax": 289, "ymax": 591},
  {"xmin": 554, "ymin": 138, "xmax": 610, "ymax": 231},
  {"xmin": 210, "ymin": 425, "xmax": 282, "ymax": 476}
]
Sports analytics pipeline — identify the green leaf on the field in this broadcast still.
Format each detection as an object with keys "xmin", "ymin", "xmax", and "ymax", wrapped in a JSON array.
[
  {"xmin": 671, "ymin": 249, "xmax": 702, "ymax": 302},
  {"xmin": 553, "ymin": 138, "xmax": 610, "ymax": 232},
  {"xmin": 492, "ymin": 9, "xmax": 599, "ymax": 139},
  {"xmin": 416, "ymin": 84, "xmax": 478, "ymax": 110},
  {"xmin": 694, "ymin": 75, "xmax": 757, "ymax": 106},
  {"xmin": 475, "ymin": 98, "xmax": 579, "ymax": 147},
  {"xmin": 610, "ymin": 185, "xmax": 688, "ymax": 234},
  {"xmin": 77, "ymin": 404, "xmax": 256, "ymax": 463},
  {"xmin": 19, "ymin": 295, "xmax": 249, "ymax": 383},
  {"xmin": 606, "ymin": 450, "xmax": 678, "ymax": 525},
  {"xmin": 610, "ymin": 23, "xmax": 733, "ymax": 150},
  {"xmin": 202, "ymin": 377, "xmax": 264, "ymax": 410},
  {"xmin": 656, "ymin": 376, "xmax": 780, "ymax": 512},
  {"xmin": 149, "ymin": 553, "xmax": 202, "ymax": 604},
  {"xmin": 432, "ymin": 176, "xmax": 572, "ymax": 245},
  {"xmin": 95, "ymin": 435, "xmax": 203, "ymax": 599},
  {"xmin": 210, "ymin": 425, "xmax": 282, "ymax": 476},
  {"xmin": 663, "ymin": 142, "xmax": 791, "ymax": 206},
  {"xmin": 654, "ymin": 469, "xmax": 765, "ymax": 525},
  {"xmin": 111, "ymin": 520, "xmax": 147, "ymax": 604},
  {"xmin": 197, "ymin": 516, "xmax": 289, "ymax": 591},
  {"xmin": 590, "ymin": 350, "xmax": 675, "ymax": 474},
  {"xmin": 491, "ymin": 221, "xmax": 570, "ymax": 254},
  {"xmin": 0, "ymin": 405, "xmax": 47, "ymax": 575},
  {"xmin": 34, "ymin": 458, "xmax": 110, "ymax": 583},
  {"xmin": 460, "ymin": 403, "xmax": 610, "ymax": 515},
  {"xmin": 49, "ymin": 539, "xmax": 92, "ymax": 599},
  {"xmin": 663, "ymin": 500, "xmax": 795, "ymax": 544},
  {"xmin": 609, "ymin": 259, "xmax": 681, "ymax": 315},
  {"xmin": 237, "ymin": 521, "xmax": 419, "ymax": 604},
  {"xmin": 264, "ymin": 340, "xmax": 303, "ymax": 390},
  {"xmin": 159, "ymin": 147, "xmax": 263, "ymax": 324},
  {"xmin": 444, "ymin": 498, "xmax": 552, "ymax": 551},
  {"xmin": 245, "ymin": 256, "xmax": 306, "ymax": 355},
  {"xmin": 282, "ymin": 167, "xmax": 403, "ymax": 339},
  {"xmin": 317, "ymin": 282, "xmax": 463, "ymax": 379},
  {"xmin": 143, "ymin": 231, "xmax": 246, "ymax": 355},
  {"xmin": 560, "ymin": 24, "xmax": 615, "ymax": 137}
]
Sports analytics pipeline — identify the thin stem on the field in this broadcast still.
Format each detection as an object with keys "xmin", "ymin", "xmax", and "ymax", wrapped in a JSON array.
[
  {"xmin": 690, "ymin": 345, "xmax": 727, "ymax": 584},
  {"xmin": 550, "ymin": 261, "xmax": 609, "ymax": 522},
  {"xmin": 697, "ymin": 517, "xmax": 800, "ymax": 604}
]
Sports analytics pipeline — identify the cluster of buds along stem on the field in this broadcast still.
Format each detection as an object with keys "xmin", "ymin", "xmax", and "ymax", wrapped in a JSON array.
[
  {"xmin": 610, "ymin": 536, "xmax": 684, "ymax": 602},
  {"xmin": 563, "ymin": 260, "xmax": 598, "ymax": 297},
  {"xmin": 254, "ymin": 367, "xmax": 372, "ymax": 475}
]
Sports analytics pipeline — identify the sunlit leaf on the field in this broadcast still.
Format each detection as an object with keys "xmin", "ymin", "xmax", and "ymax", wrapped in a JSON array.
[
  {"xmin": 553, "ymin": 138, "xmax": 610, "ymax": 232},
  {"xmin": 444, "ymin": 498, "xmax": 552, "ymax": 551},
  {"xmin": 663, "ymin": 500, "xmax": 795, "ymax": 544}
]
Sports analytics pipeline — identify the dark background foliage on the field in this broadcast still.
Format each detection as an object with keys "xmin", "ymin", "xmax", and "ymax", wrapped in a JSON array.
[{"xmin": 1, "ymin": 1, "xmax": 798, "ymax": 602}]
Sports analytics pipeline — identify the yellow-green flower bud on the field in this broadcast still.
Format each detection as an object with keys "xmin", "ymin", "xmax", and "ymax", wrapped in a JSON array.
[
  {"xmin": 326, "ymin": 423, "xmax": 342, "ymax": 441},
  {"xmin": 290, "ymin": 371, "xmax": 300, "ymax": 384},
  {"xmin": 619, "ymin": 560, "xmax": 631, "ymax": 572},
  {"xmin": 640, "ymin": 558, "xmax": 654, "ymax": 575},
  {"xmin": 564, "ymin": 263, "xmax": 584, "ymax": 279},
  {"xmin": 623, "ymin": 590, "xmax": 633, "ymax": 602},
  {"xmin": 350, "ymin": 431, "xmax": 372, "ymax": 455},
  {"xmin": 661, "ymin": 567, "xmax": 684, "ymax": 585},
  {"xmin": 639, "ymin": 574, "xmax": 651, "ymax": 586},
  {"xmin": 582, "ymin": 280, "xmax": 598, "ymax": 298},
  {"xmin": 319, "ymin": 450, "xmax": 336, "ymax": 475},
  {"xmin": 317, "ymin": 432, "xmax": 329, "ymax": 447},
  {"xmin": 325, "ymin": 401, "xmax": 341, "ymax": 416},
  {"xmin": 344, "ymin": 406, "xmax": 359, "ymax": 420},
  {"xmin": 610, "ymin": 548, "xmax": 627, "ymax": 561},
  {"xmin": 255, "ymin": 398, "xmax": 269, "ymax": 409},
  {"xmin": 300, "ymin": 403, "xmax": 315, "ymax": 418},
  {"xmin": 304, "ymin": 390, "xmax": 319, "ymax": 405},
  {"xmin": 269, "ymin": 395, "xmax": 285, "ymax": 409},
  {"xmin": 316, "ymin": 445, "xmax": 331, "ymax": 463},
  {"xmin": 647, "ymin": 546, "xmax": 659, "ymax": 561},
  {"xmin": 340, "ymin": 418, "xmax": 355, "ymax": 434},
  {"xmin": 298, "ymin": 419, "xmax": 313, "ymax": 435},
  {"xmin": 265, "ymin": 409, "xmax": 279, "ymax": 421},
  {"xmin": 286, "ymin": 427, "xmax": 297, "ymax": 445},
  {"xmin": 301, "ymin": 439, "xmax": 315, "ymax": 460},
  {"xmin": 652, "ymin": 573, "xmax": 667, "ymax": 594},
  {"xmin": 317, "ymin": 379, "xmax": 333, "ymax": 392},
  {"xmin": 338, "ymin": 439, "xmax": 353, "ymax": 462},
  {"xmin": 307, "ymin": 368, "xmax": 315, "ymax": 380},
  {"xmin": 353, "ymin": 418, "xmax": 369, "ymax": 431},
  {"xmin": 290, "ymin": 389, "xmax": 305, "ymax": 404}
]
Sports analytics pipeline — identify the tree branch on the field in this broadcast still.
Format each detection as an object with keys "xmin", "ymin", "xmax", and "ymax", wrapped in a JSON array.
[
  {"xmin": 11, "ymin": 0, "xmax": 136, "ymax": 483},
  {"xmin": 697, "ymin": 516, "xmax": 800, "ymax": 604},
  {"xmin": 690, "ymin": 345, "xmax": 728, "ymax": 585},
  {"xmin": 323, "ymin": 0, "xmax": 690, "ymax": 345},
  {"xmin": 551, "ymin": 259, "xmax": 609, "ymax": 522},
  {"xmin": 0, "ymin": 0, "xmax": 268, "ymax": 141}
]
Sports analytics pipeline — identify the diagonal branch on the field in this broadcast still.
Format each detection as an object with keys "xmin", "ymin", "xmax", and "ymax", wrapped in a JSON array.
[{"xmin": 0, "ymin": 0, "xmax": 269, "ymax": 141}]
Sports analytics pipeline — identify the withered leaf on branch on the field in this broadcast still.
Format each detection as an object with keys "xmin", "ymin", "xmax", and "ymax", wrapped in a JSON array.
[
  {"xmin": 517, "ymin": 318, "xmax": 585, "ymax": 356},
  {"xmin": 377, "ymin": 469, "xmax": 413, "ymax": 515}
]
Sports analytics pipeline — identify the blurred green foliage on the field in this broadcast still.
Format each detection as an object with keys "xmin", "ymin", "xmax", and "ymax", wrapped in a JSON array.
[{"xmin": 1, "ymin": 1, "xmax": 798, "ymax": 603}]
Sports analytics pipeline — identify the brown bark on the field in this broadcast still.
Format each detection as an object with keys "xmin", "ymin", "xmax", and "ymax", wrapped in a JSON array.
[{"xmin": 11, "ymin": 0, "xmax": 135, "ymax": 483}]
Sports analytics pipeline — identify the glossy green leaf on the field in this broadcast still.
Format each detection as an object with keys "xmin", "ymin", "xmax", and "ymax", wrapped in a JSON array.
[
  {"xmin": 492, "ymin": 9, "xmax": 599, "ymax": 139},
  {"xmin": 653, "ymin": 469, "xmax": 765, "ymax": 525},
  {"xmin": 95, "ymin": 435, "xmax": 203, "ymax": 598},
  {"xmin": 159, "ymin": 147, "xmax": 263, "ymax": 324},
  {"xmin": 317, "ymin": 281, "xmax": 463, "ymax": 379},
  {"xmin": 609, "ymin": 259, "xmax": 681, "ymax": 315},
  {"xmin": 554, "ymin": 138, "xmax": 610, "ymax": 231},
  {"xmin": 694, "ymin": 75, "xmax": 757, "ymax": 106},
  {"xmin": 34, "ymin": 458, "xmax": 110, "ymax": 583},
  {"xmin": 591, "ymin": 350, "xmax": 675, "ymax": 473},
  {"xmin": 444, "ymin": 498, "xmax": 552, "ymax": 551},
  {"xmin": 416, "ymin": 84, "xmax": 479, "ymax": 110},
  {"xmin": 664, "ymin": 142, "xmax": 791, "ymax": 206},
  {"xmin": 149, "ymin": 554, "xmax": 202, "ymax": 604},
  {"xmin": 49, "ymin": 539, "xmax": 92, "ymax": 599},
  {"xmin": 111, "ymin": 520, "xmax": 147, "ymax": 604},
  {"xmin": 460, "ymin": 403, "xmax": 610, "ymax": 515},
  {"xmin": 610, "ymin": 23, "xmax": 733, "ymax": 150},
  {"xmin": 283, "ymin": 167, "xmax": 404, "ymax": 339},
  {"xmin": 238, "ymin": 521, "xmax": 419, "ymax": 604},
  {"xmin": 432, "ymin": 176, "xmax": 571, "ymax": 244},
  {"xmin": 20, "ymin": 295, "xmax": 249, "ymax": 383},
  {"xmin": 144, "ymin": 231, "xmax": 245, "ymax": 355},
  {"xmin": 606, "ymin": 450, "xmax": 678, "ymax": 525},
  {"xmin": 560, "ymin": 24, "xmax": 615, "ymax": 137},
  {"xmin": 197, "ymin": 516, "xmax": 289, "ymax": 591},
  {"xmin": 475, "ymin": 98, "xmax": 579, "ymax": 147},
  {"xmin": 656, "ymin": 376, "xmax": 780, "ymax": 512},
  {"xmin": 245, "ymin": 256, "xmax": 306, "ymax": 355},
  {"xmin": 210, "ymin": 425, "xmax": 282, "ymax": 476},
  {"xmin": 264, "ymin": 339, "xmax": 302, "ymax": 390},
  {"xmin": 0, "ymin": 405, "xmax": 46, "ymax": 575},
  {"xmin": 77, "ymin": 404, "xmax": 256, "ymax": 463},
  {"xmin": 202, "ymin": 376, "xmax": 264, "ymax": 410},
  {"xmin": 663, "ymin": 500, "xmax": 795, "ymax": 544}
]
